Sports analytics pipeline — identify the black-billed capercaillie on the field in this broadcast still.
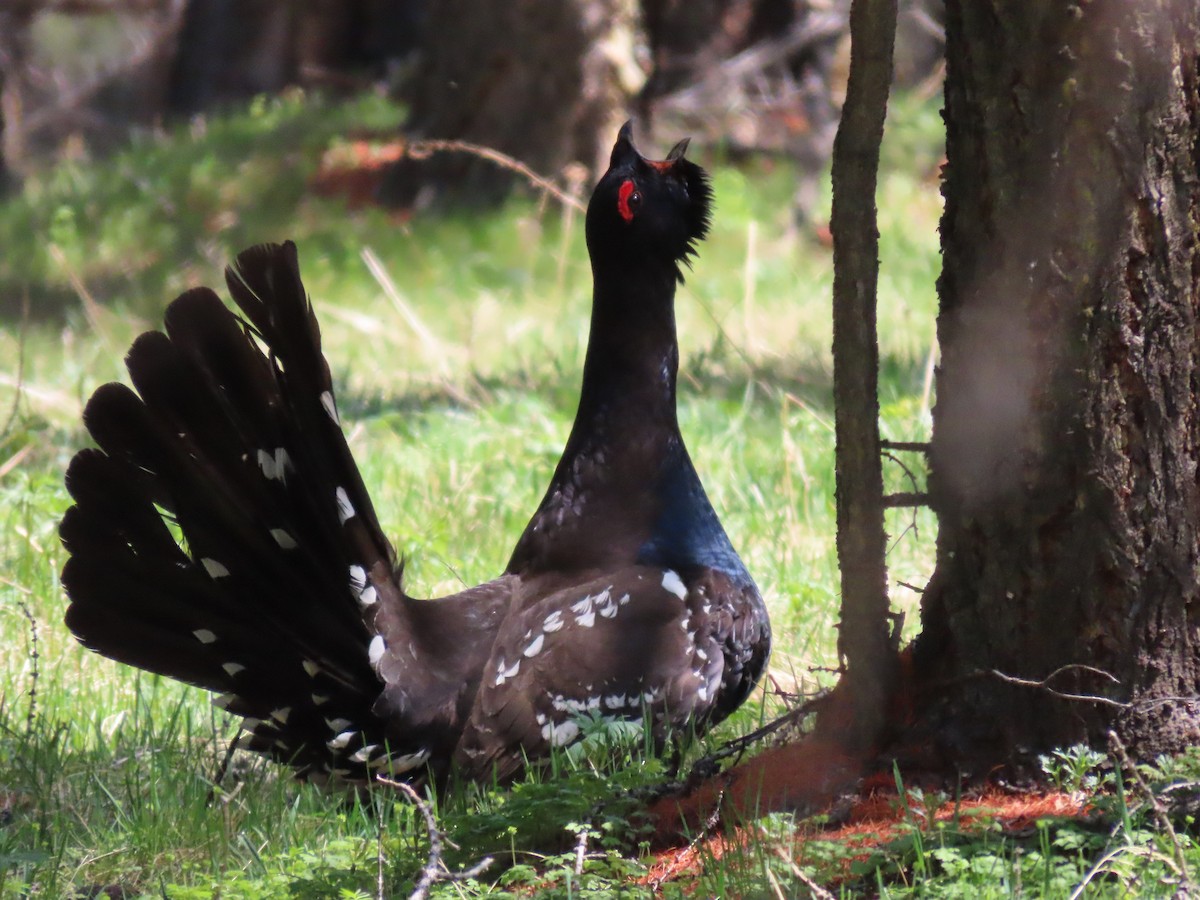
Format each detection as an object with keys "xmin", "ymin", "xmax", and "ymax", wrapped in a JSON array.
[{"xmin": 61, "ymin": 123, "xmax": 771, "ymax": 786}]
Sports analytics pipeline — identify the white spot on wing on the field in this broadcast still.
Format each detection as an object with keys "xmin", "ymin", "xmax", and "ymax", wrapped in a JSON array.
[
  {"xmin": 325, "ymin": 717, "xmax": 352, "ymax": 732},
  {"xmin": 328, "ymin": 730, "xmax": 356, "ymax": 750},
  {"xmin": 368, "ymin": 634, "xmax": 386, "ymax": 667},
  {"xmin": 523, "ymin": 633, "xmax": 545, "ymax": 657},
  {"xmin": 271, "ymin": 528, "xmax": 298, "ymax": 550},
  {"xmin": 222, "ymin": 662, "xmax": 245, "ymax": 677},
  {"xmin": 576, "ymin": 610, "xmax": 596, "ymax": 628},
  {"xmin": 270, "ymin": 707, "xmax": 291, "ymax": 724},
  {"xmin": 193, "ymin": 629, "xmax": 217, "ymax": 644},
  {"xmin": 320, "ymin": 391, "xmax": 340, "ymax": 425},
  {"xmin": 541, "ymin": 720, "xmax": 580, "ymax": 747},
  {"xmin": 495, "ymin": 657, "xmax": 520, "ymax": 685},
  {"xmin": 350, "ymin": 744, "xmax": 379, "ymax": 763},
  {"xmin": 570, "ymin": 595, "xmax": 593, "ymax": 616},
  {"xmin": 335, "ymin": 487, "xmax": 355, "ymax": 524},
  {"xmin": 542, "ymin": 610, "xmax": 565, "ymax": 633},
  {"xmin": 662, "ymin": 569, "xmax": 687, "ymax": 600},
  {"xmin": 212, "ymin": 693, "xmax": 238, "ymax": 710},
  {"xmin": 201, "ymin": 558, "xmax": 229, "ymax": 579}
]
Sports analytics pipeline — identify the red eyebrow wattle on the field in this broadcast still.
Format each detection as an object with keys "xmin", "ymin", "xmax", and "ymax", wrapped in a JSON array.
[{"xmin": 617, "ymin": 180, "xmax": 636, "ymax": 222}]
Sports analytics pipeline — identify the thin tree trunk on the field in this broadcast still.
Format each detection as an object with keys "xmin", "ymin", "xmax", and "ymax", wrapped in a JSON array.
[
  {"xmin": 828, "ymin": 0, "xmax": 899, "ymax": 752},
  {"xmin": 914, "ymin": 1, "xmax": 1200, "ymax": 765}
]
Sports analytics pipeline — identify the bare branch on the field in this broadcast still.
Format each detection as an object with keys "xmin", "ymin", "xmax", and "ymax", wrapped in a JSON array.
[
  {"xmin": 378, "ymin": 776, "xmax": 493, "ymax": 900},
  {"xmin": 987, "ymin": 665, "xmax": 1129, "ymax": 709},
  {"xmin": 880, "ymin": 440, "xmax": 931, "ymax": 453},
  {"xmin": 883, "ymin": 491, "xmax": 931, "ymax": 508},
  {"xmin": 403, "ymin": 139, "xmax": 585, "ymax": 213}
]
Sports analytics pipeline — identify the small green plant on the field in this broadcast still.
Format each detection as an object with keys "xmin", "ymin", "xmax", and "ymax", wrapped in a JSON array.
[{"xmin": 1039, "ymin": 743, "xmax": 1111, "ymax": 794}]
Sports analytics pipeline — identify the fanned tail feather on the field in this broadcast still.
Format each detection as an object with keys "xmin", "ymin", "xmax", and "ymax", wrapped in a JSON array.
[{"xmin": 62, "ymin": 242, "xmax": 431, "ymax": 781}]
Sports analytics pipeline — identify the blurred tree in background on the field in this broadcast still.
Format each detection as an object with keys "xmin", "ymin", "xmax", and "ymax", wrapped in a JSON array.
[{"xmin": 0, "ymin": 0, "xmax": 943, "ymax": 207}]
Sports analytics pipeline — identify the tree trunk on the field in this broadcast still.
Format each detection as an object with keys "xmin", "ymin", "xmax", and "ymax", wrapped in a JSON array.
[
  {"xmin": 379, "ymin": 0, "xmax": 624, "ymax": 208},
  {"xmin": 913, "ymin": 1, "xmax": 1200, "ymax": 766}
]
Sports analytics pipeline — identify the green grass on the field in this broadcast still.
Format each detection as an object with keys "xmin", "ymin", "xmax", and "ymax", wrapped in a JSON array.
[{"xmin": 3, "ymin": 89, "xmax": 1192, "ymax": 897}]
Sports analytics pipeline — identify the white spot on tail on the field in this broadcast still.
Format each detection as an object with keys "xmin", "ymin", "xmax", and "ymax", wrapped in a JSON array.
[
  {"xmin": 274, "ymin": 447, "xmax": 292, "ymax": 481},
  {"xmin": 193, "ymin": 629, "xmax": 217, "ymax": 644},
  {"xmin": 302, "ymin": 659, "xmax": 321, "ymax": 677},
  {"xmin": 523, "ymin": 633, "xmax": 545, "ymax": 657},
  {"xmin": 271, "ymin": 528, "xmax": 298, "ymax": 550},
  {"xmin": 270, "ymin": 707, "xmax": 291, "ymax": 724},
  {"xmin": 320, "ymin": 391, "xmax": 340, "ymax": 425},
  {"xmin": 388, "ymin": 749, "xmax": 430, "ymax": 773},
  {"xmin": 619, "ymin": 593, "xmax": 631, "ymax": 606},
  {"xmin": 257, "ymin": 449, "xmax": 278, "ymax": 480},
  {"xmin": 348, "ymin": 565, "xmax": 367, "ymax": 592},
  {"xmin": 542, "ymin": 610, "xmax": 564, "ymax": 633},
  {"xmin": 335, "ymin": 487, "xmax": 355, "ymax": 524},
  {"xmin": 696, "ymin": 682, "xmax": 710, "ymax": 703},
  {"xmin": 222, "ymin": 662, "xmax": 246, "ymax": 677},
  {"xmin": 368, "ymin": 635, "xmax": 386, "ymax": 667},
  {"xmin": 604, "ymin": 694, "xmax": 626, "ymax": 710},
  {"xmin": 201, "ymin": 558, "xmax": 229, "ymax": 579},
  {"xmin": 359, "ymin": 585, "xmax": 377, "ymax": 607},
  {"xmin": 312, "ymin": 693, "xmax": 330, "ymax": 706},
  {"xmin": 212, "ymin": 693, "xmax": 238, "ymax": 710},
  {"xmin": 328, "ymin": 730, "xmax": 356, "ymax": 750},
  {"xmin": 662, "ymin": 569, "xmax": 687, "ymax": 600},
  {"xmin": 325, "ymin": 717, "xmax": 352, "ymax": 732},
  {"xmin": 350, "ymin": 744, "xmax": 379, "ymax": 763}
]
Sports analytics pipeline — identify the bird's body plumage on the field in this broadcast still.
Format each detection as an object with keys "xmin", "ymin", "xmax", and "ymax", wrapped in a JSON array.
[{"xmin": 62, "ymin": 125, "xmax": 771, "ymax": 786}]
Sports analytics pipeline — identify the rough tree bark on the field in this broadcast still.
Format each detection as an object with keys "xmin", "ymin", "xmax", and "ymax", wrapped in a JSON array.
[{"xmin": 913, "ymin": 1, "xmax": 1200, "ymax": 765}]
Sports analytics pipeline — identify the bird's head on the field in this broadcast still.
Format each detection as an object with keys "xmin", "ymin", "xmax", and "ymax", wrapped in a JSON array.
[{"xmin": 585, "ymin": 122, "xmax": 712, "ymax": 282}]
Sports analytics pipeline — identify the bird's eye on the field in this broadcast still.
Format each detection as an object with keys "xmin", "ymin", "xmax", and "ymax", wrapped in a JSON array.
[{"xmin": 617, "ymin": 180, "xmax": 641, "ymax": 222}]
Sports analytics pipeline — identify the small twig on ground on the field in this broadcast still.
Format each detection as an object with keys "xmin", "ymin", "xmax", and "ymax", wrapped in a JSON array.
[
  {"xmin": 376, "ymin": 794, "xmax": 386, "ymax": 900},
  {"xmin": 775, "ymin": 847, "xmax": 837, "ymax": 900},
  {"xmin": 987, "ymin": 664, "xmax": 1129, "ymax": 709},
  {"xmin": 15, "ymin": 598, "xmax": 38, "ymax": 733},
  {"xmin": 1108, "ymin": 730, "xmax": 1193, "ymax": 895},
  {"xmin": 378, "ymin": 776, "xmax": 493, "ymax": 900},
  {"xmin": 404, "ymin": 139, "xmax": 586, "ymax": 213},
  {"xmin": 573, "ymin": 824, "xmax": 589, "ymax": 877},
  {"xmin": 206, "ymin": 727, "xmax": 241, "ymax": 806}
]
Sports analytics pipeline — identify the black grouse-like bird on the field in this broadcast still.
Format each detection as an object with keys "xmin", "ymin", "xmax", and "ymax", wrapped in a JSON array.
[{"xmin": 61, "ymin": 124, "xmax": 771, "ymax": 785}]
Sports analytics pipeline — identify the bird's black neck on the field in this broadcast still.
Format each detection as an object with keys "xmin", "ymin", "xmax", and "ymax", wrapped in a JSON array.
[
  {"xmin": 574, "ymin": 263, "xmax": 680, "ymax": 435},
  {"xmin": 507, "ymin": 260, "xmax": 751, "ymax": 586}
]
